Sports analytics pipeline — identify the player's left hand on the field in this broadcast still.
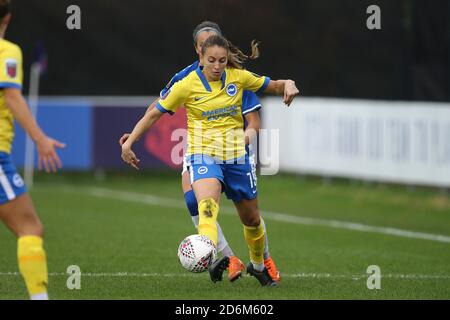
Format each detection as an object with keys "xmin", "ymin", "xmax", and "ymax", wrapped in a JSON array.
[
  {"xmin": 283, "ymin": 80, "xmax": 299, "ymax": 107},
  {"xmin": 36, "ymin": 136, "xmax": 66, "ymax": 173}
]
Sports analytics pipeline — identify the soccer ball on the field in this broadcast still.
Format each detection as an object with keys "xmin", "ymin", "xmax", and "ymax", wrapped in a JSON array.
[{"xmin": 177, "ymin": 234, "xmax": 217, "ymax": 273}]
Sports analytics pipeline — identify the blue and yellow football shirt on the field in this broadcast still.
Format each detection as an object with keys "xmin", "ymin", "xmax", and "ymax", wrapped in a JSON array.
[
  {"xmin": 156, "ymin": 67, "xmax": 269, "ymax": 160},
  {"xmin": 0, "ymin": 39, "xmax": 23, "ymax": 154}
]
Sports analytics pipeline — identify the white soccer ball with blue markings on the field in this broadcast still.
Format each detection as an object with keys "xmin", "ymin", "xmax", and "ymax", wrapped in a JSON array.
[{"xmin": 177, "ymin": 234, "xmax": 217, "ymax": 273}]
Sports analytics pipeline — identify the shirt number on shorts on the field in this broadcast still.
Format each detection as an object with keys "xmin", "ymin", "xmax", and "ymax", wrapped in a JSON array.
[{"xmin": 247, "ymin": 172, "xmax": 257, "ymax": 189}]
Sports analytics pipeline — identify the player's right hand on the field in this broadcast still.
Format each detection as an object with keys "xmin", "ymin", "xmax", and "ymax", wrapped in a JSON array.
[
  {"xmin": 119, "ymin": 133, "xmax": 142, "ymax": 146},
  {"xmin": 36, "ymin": 136, "xmax": 66, "ymax": 173},
  {"xmin": 119, "ymin": 133, "xmax": 130, "ymax": 146},
  {"xmin": 121, "ymin": 143, "xmax": 140, "ymax": 170}
]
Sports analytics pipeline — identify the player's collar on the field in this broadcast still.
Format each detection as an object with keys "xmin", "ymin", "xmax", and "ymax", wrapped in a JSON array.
[{"xmin": 195, "ymin": 67, "xmax": 226, "ymax": 92}]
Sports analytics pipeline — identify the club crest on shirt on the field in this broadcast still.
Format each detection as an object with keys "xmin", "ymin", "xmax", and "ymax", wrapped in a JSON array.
[
  {"xmin": 5, "ymin": 59, "xmax": 17, "ymax": 79},
  {"xmin": 226, "ymin": 83, "xmax": 237, "ymax": 97}
]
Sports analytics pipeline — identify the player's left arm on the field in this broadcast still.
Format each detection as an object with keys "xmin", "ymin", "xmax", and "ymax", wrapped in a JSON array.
[
  {"xmin": 240, "ymin": 70, "xmax": 299, "ymax": 107},
  {"xmin": 264, "ymin": 79, "xmax": 299, "ymax": 106}
]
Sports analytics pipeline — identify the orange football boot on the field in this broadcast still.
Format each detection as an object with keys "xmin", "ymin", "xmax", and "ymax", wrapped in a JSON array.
[
  {"xmin": 264, "ymin": 256, "xmax": 281, "ymax": 282},
  {"xmin": 227, "ymin": 256, "xmax": 245, "ymax": 282}
]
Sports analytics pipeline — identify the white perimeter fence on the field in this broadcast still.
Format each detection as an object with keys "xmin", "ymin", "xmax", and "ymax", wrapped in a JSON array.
[{"xmin": 262, "ymin": 97, "xmax": 450, "ymax": 187}]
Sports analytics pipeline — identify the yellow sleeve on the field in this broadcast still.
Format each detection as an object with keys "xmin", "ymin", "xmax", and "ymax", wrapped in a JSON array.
[
  {"xmin": 156, "ymin": 79, "xmax": 188, "ymax": 115},
  {"xmin": 239, "ymin": 69, "xmax": 270, "ymax": 95},
  {"xmin": 0, "ymin": 43, "xmax": 23, "ymax": 89}
]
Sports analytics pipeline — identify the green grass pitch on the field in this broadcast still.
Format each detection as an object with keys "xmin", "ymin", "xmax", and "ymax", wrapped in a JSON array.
[{"xmin": 0, "ymin": 171, "xmax": 449, "ymax": 299}]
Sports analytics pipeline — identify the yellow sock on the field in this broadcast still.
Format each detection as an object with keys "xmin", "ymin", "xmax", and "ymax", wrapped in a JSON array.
[
  {"xmin": 198, "ymin": 198, "xmax": 219, "ymax": 246},
  {"xmin": 243, "ymin": 222, "xmax": 265, "ymax": 265},
  {"xmin": 17, "ymin": 236, "xmax": 48, "ymax": 299}
]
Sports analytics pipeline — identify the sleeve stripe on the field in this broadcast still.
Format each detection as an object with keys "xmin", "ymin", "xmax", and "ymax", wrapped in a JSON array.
[
  {"xmin": 242, "ymin": 104, "xmax": 262, "ymax": 115},
  {"xmin": 256, "ymin": 77, "xmax": 270, "ymax": 95},
  {"xmin": 0, "ymin": 82, "xmax": 22, "ymax": 89},
  {"xmin": 155, "ymin": 102, "xmax": 174, "ymax": 115}
]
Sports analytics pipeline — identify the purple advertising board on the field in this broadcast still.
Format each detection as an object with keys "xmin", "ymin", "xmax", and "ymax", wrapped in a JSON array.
[
  {"xmin": 93, "ymin": 106, "xmax": 187, "ymax": 169},
  {"xmin": 12, "ymin": 98, "xmax": 188, "ymax": 171}
]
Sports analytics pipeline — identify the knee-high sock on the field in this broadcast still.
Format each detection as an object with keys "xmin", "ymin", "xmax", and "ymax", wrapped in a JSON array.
[
  {"xmin": 215, "ymin": 222, "xmax": 232, "ymax": 256},
  {"xmin": 198, "ymin": 198, "xmax": 219, "ymax": 246},
  {"xmin": 260, "ymin": 218, "xmax": 270, "ymax": 260},
  {"xmin": 243, "ymin": 221, "xmax": 265, "ymax": 265},
  {"xmin": 18, "ymin": 236, "xmax": 48, "ymax": 299},
  {"xmin": 187, "ymin": 191, "xmax": 229, "ymax": 252},
  {"xmin": 184, "ymin": 190, "xmax": 199, "ymax": 217},
  {"xmin": 191, "ymin": 214, "xmax": 232, "ymax": 256}
]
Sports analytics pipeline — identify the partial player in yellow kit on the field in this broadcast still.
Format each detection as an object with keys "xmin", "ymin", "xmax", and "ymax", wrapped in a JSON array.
[{"xmin": 0, "ymin": 0, "xmax": 65, "ymax": 300}]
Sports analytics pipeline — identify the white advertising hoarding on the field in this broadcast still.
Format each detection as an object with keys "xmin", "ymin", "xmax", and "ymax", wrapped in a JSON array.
[{"xmin": 262, "ymin": 97, "xmax": 450, "ymax": 187}]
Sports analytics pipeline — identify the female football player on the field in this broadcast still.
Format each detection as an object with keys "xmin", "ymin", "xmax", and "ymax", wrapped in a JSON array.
[
  {"xmin": 121, "ymin": 34, "xmax": 299, "ymax": 286},
  {"xmin": 120, "ymin": 21, "xmax": 280, "ymax": 283},
  {"xmin": 0, "ymin": 0, "xmax": 65, "ymax": 300}
]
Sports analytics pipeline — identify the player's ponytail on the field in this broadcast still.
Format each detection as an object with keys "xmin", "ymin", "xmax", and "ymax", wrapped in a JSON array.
[
  {"xmin": 227, "ymin": 39, "xmax": 260, "ymax": 69},
  {"xmin": 201, "ymin": 35, "xmax": 260, "ymax": 70}
]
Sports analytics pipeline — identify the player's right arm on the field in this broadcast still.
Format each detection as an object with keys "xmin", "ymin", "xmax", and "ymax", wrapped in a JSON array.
[
  {"xmin": 264, "ymin": 79, "xmax": 299, "ymax": 106},
  {"xmin": 121, "ymin": 80, "xmax": 188, "ymax": 169},
  {"xmin": 1, "ymin": 43, "xmax": 64, "ymax": 173},
  {"xmin": 4, "ymin": 88, "xmax": 65, "ymax": 172},
  {"xmin": 118, "ymin": 97, "xmax": 159, "ymax": 146},
  {"xmin": 120, "ymin": 106, "xmax": 163, "ymax": 170},
  {"xmin": 119, "ymin": 64, "xmax": 196, "ymax": 146}
]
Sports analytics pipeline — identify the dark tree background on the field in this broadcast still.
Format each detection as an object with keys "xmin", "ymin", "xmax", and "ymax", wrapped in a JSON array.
[{"xmin": 6, "ymin": 0, "xmax": 450, "ymax": 101}]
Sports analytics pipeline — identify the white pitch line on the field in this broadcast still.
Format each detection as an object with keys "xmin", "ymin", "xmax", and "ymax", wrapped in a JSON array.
[
  {"xmin": 0, "ymin": 271, "xmax": 449, "ymax": 280},
  {"xmin": 80, "ymin": 186, "xmax": 450, "ymax": 244}
]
